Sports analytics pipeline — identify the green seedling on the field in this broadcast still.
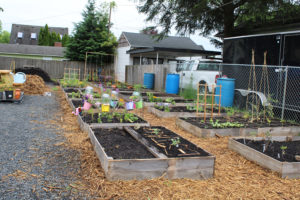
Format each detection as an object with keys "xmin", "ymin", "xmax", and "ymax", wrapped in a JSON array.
[
  {"xmin": 152, "ymin": 128, "xmax": 160, "ymax": 135},
  {"xmin": 171, "ymin": 137, "xmax": 181, "ymax": 147}
]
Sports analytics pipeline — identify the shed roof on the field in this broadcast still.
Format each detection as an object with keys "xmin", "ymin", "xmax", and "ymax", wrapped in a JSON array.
[{"xmin": 122, "ymin": 32, "xmax": 205, "ymax": 50}]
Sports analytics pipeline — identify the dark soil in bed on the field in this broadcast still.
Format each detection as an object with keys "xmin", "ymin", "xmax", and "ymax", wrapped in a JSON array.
[
  {"xmin": 144, "ymin": 99, "xmax": 194, "ymax": 103},
  {"xmin": 64, "ymin": 88, "xmax": 80, "ymax": 93},
  {"xmin": 120, "ymin": 92, "xmax": 180, "ymax": 98},
  {"xmin": 134, "ymin": 126, "xmax": 209, "ymax": 157},
  {"xmin": 236, "ymin": 139, "xmax": 300, "ymax": 162},
  {"xmin": 93, "ymin": 128, "xmax": 155, "ymax": 159},
  {"xmin": 81, "ymin": 113, "xmax": 147, "ymax": 124},
  {"xmin": 156, "ymin": 106, "xmax": 226, "ymax": 113},
  {"xmin": 180, "ymin": 117, "xmax": 299, "ymax": 129}
]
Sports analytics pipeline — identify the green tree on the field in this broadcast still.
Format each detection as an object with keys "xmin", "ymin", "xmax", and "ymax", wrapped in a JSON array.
[
  {"xmin": 65, "ymin": 0, "xmax": 117, "ymax": 62},
  {"xmin": 61, "ymin": 34, "xmax": 70, "ymax": 47},
  {"xmin": 0, "ymin": 21, "xmax": 10, "ymax": 43},
  {"xmin": 138, "ymin": 0, "xmax": 300, "ymax": 39},
  {"xmin": 38, "ymin": 24, "xmax": 63, "ymax": 46}
]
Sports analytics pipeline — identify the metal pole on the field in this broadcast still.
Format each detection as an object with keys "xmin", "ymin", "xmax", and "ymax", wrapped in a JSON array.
[
  {"xmin": 281, "ymin": 66, "xmax": 289, "ymax": 120},
  {"xmin": 140, "ymin": 54, "xmax": 142, "ymax": 66},
  {"xmin": 156, "ymin": 52, "xmax": 159, "ymax": 67}
]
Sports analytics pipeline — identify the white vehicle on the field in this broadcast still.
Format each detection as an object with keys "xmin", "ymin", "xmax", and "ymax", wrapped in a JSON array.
[{"xmin": 175, "ymin": 59, "xmax": 222, "ymax": 93}]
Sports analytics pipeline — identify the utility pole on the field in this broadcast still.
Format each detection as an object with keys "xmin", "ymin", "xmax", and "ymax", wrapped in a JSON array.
[{"xmin": 108, "ymin": 2, "xmax": 112, "ymax": 33}]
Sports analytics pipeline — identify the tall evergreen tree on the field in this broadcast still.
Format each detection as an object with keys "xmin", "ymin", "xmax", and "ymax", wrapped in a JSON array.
[
  {"xmin": 61, "ymin": 34, "xmax": 70, "ymax": 47},
  {"xmin": 65, "ymin": 0, "xmax": 117, "ymax": 62},
  {"xmin": 0, "ymin": 21, "xmax": 10, "ymax": 43}
]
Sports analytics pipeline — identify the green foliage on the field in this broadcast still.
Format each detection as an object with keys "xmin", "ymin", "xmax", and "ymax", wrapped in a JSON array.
[
  {"xmin": 65, "ymin": 0, "xmax": 118, "ymax": 62},
  {"xmin": 138, "ymin": 0, "xmax": 300, "ymax": 41},
  {"xmin": 0, "ymin": 21, "xmax": 10, "ymax": 43},
  {"xmin": 171, "ymin": 137, "xmax": 180, "ymax": 147},
  {"xmin": 38, "ymin": 24, "xmax": 65, "ymax": 46},
  {"xmin": 209, "ymin": 119, "xmax": 244, "ymax": 128},
  {"xmin": 180, "ymin": 74, "xmax": 196, "ymax": 100}
]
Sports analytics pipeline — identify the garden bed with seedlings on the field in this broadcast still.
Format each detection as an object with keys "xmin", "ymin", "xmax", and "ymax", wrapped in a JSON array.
[
  {"xmin": 176, "ymin": 116, "xmax": 300, "ymax": 137},
  {"xmin": 78, "ymin": 112, "xmax": 150, "ymax": 130},
  {"xmin": 119, "ymin": 92, "xmax": 184, "ymax": 101},
  {"xmin": 228, "ymin": 136, "xmax": 300, "ymax": 179},
  {"xmin": 87, "ymin": 126, "xmax": 215, "ymax": 180},
  {"xmin": 148, "ymin": 105, "xmax": 225, "ymax": 118}
]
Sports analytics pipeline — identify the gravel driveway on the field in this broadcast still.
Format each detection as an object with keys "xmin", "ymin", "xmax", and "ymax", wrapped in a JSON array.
[{"xmin": 0, "ymin": 95, "xmax": 91, "ymax": 199}]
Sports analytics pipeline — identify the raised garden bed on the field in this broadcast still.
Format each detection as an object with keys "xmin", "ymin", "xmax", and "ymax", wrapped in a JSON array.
[
  {"xmin": 228, "ymin": 136, "xmax": 300, "ymax": 179},
  {"xmin": 144, "ymin": 99, "xmax": 195, "ymax": 107},
  {"xmin": 87, "ymin": 126, "xmax": 215, "ymax": 180},
  {"xmin": 148, "ymin": 106, "xmax": 225, "ymax": 118},
  {"xmin": 127, "ymin": 126, "xmax": 211, "ymax": 158},
  {"xmin": 176, "ymin": 117, "xmax": 300, "ymax": 138},
  {"xmin": 79, "ymin": 112, "xmax": 149, "ymax": 130},
  {"xmin": 119, "ymin": 92, "xmax": 184, "ymax": 101}
]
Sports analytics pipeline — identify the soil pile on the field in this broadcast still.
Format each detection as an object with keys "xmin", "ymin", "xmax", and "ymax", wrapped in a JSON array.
[
  {"xmin": 15, "ymin": 67, "xmax": 53, "ymax": 83},
  {"xmin": 19, "ymin": 75, "xmax": 49, "ymax": 95}
]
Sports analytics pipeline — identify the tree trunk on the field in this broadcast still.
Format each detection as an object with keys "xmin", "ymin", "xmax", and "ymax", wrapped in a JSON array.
[{"xmin": 223, "ymin": 0, "xmax": 235, "ymax": 37}]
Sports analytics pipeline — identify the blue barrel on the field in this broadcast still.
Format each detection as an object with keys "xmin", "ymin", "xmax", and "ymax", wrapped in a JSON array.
[
  {"xmin": 143, "ymin": 73, "xmax": 155, "ymax": 89},
  {"xmin": 165, "ymin": 74, "xmax": 180, "ymax": 94},
  {"xmin": 215, "ymin": 78, "xmax": 235, "ymax": 107}
]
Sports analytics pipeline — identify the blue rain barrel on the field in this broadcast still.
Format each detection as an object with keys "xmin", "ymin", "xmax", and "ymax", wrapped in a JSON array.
[
  {"xmin": 143, "ymin": 73, "xmax": 155, "ymax": 89},
  {"xmin": 165, "ymin": 74, "xmax": 180, "ymax": 94},
  {"xmin": 215, "ymin": 78, "xmax": 235, "ymax": 107}
]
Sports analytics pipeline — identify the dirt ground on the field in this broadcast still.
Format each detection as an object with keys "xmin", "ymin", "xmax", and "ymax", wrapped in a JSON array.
[{"xmin": 55, "ymin": 88, "xmax": 300, "ymax": 200}]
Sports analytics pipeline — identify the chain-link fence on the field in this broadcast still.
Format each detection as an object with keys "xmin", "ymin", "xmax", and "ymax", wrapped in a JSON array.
[
  {"xmin": 220, "ymin": 63, "xmax": 300, "ymax": 122},
  {"xmin": 173, "ymin": 61, "xmax": 300, "ymax": 122}
]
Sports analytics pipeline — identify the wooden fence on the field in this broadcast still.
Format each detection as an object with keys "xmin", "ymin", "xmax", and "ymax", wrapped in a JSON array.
[
  {"xmin": 125, "ymin": 64, "xmax": 171, "ymax": 91},
  {"xmin": 0, "ymin": 57, "xmax": 113, "ymax": 80}
]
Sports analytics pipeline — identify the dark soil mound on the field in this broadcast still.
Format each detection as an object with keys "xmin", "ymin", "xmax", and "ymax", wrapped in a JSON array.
[{"xmin": 15, "ymin": 67, "xmax": 53, "ymax": 83}]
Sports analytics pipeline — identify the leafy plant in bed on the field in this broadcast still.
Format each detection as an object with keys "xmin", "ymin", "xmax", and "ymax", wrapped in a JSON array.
[
  {"xmin": 82, "ymin": 111, "xmax": 146, "ymax": 124},
  {"xmin": 133, "ymin": 126, "xmax": 209, "ymax": 157},
  {"xmin": 181, "ymin": 116, "xmax": 299, "ymax": 129}
]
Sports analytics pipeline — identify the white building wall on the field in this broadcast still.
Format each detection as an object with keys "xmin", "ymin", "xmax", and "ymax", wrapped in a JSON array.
[{"xmin": 115, "ymin": 46, "xmax": 131, "ymax": 82}]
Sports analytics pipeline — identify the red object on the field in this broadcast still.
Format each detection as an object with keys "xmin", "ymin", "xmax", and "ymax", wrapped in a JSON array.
[
  {"xmin": 15, "ymin": 89, "xmax": 21, "ymax": 99},
  {"xmin": 54, "ymin": 42, "xmax": 62, "ymax": 47},
  {"xmin": 215, "ymin": 75, "xmax": 220, "ymax": 83}
]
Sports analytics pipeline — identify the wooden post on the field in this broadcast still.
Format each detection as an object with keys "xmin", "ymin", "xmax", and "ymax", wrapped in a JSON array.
[
  {"xmin": 211, "ymin": 85, "xmax": 215, "ymax": 120},
  {"xmin": 84, "ymin": 52, "xmax": 88, "ymax": 80},
  {"xmin": 203, "ymin": 83, "xmax": 208, "ymax": 122}
]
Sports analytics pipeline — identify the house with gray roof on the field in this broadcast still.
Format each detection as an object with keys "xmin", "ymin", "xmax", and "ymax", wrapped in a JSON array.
[
  {"xmin": 115, "ymin": 32, "xmax": 221, "ymax": 82},
  {"xmin": 10, "ymin": 24, "xmax": 68, "ymax": 46}
]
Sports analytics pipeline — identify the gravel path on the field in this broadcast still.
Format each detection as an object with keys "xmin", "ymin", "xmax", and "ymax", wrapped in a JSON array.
[{"xmin": 0, "ymin": 95, "xmax": 91, "ymax": 200}]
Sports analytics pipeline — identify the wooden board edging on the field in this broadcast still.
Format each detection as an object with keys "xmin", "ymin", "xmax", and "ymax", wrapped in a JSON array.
[{"xmin": 228, "ymin": 137, "xmax": 300, "ymax": 179}]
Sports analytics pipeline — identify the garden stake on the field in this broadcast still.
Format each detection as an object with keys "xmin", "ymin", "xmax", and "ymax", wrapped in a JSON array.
[
  {"xmin": 204, "ymin": 83, "xmax": 208, "ymax": 122},
  {"xmin": 218, "ymin": 85, "xmax": 222, "ymax": 116},
  {"xmin": 211, "ymin": 84, "xmax": 215, "ymax": 119}
]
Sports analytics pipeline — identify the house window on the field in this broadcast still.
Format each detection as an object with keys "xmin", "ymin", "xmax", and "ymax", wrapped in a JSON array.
[
  {"xmin": 31, "ymin": 33, "xmax": 37, "ymax": 40},
  {"xmin": 133, "ymin": 57, "xmax": 163, "ymax": 65},
  {"xmin": 17, "ymin": 32, "xmax": 23, "ymax": 38}
]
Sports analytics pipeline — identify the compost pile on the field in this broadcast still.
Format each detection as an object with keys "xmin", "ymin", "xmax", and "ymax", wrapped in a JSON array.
[
  {"xmin": 15, "ymin": 67, "xmax": 55, "ymax": 83},
  {"xmin": 19, "ymin": 75, "xmax": 49, "ymax": 95}
]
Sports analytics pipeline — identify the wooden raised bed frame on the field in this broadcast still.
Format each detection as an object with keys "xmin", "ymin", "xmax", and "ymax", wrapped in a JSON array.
[
  {"xmin": 176, "ymin": 117, "xmax": 300, "ymax": 138},
  {"xmin": 87, "ymin": 126, "xmax": 215, "ymax": 180},
  {"xmin": 228, "ymin": 136, "xmax": 300, "ymax": 179},
  {"xmin": 148, "ymin": 106, "xmax": 224, "ymax": 118}
]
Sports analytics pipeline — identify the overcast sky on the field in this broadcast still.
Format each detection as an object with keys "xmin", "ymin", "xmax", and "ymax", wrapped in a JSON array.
[{"xmin": 0, "ymin": 0, "xmax": 218, "ymax": 51}]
